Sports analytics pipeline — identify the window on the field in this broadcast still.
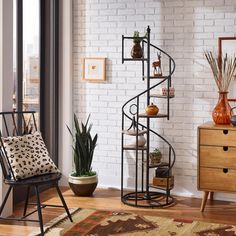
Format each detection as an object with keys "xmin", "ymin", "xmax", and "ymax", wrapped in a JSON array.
[
  {"xmin": 13, "ymin": 0, "xmax": 40, "ymax": 126},
  {"xmin": 12, "ymin": 0, "xmax": 59, "ymax": 204}
]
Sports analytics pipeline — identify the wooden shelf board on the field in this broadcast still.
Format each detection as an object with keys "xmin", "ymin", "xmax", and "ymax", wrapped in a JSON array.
[
  {"xmin": 150, "ymin": 94, "xmax": 175, "ymax": 98},
  {"xmin": 142, "ymin": 76, "xmax": 169, "ymax": 79},
  {"xmin": 122, "ymin": 130, "xmax": 147, "ymax": 136},
  {"xmin": 142, "ymin": 161, "xmax": 169, "ymax": 168},
  {"xmin": 149, "ymin": 162, "xmax": 169, "ymax": 168},
  {"xmin": 123, "ymin": 58, "xmax": 148, "ymax": 61},
  {"xmin": 138, "ymin": 113, "xmax": 168, "ymax": 118},
  {"xmin": 149, "ymin": 184, "xmax": 174, "ymax": 191},
  {"xmin": 123, "ymin": 36, "xmax": 147, "ymax": 40},
  {"xmin": 123, "ymin": 145, "xmax": 147, "ymax": 150}
]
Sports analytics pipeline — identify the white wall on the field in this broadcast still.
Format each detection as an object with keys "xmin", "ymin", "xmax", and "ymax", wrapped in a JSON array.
[
  {"xmin": 0, "ymin": 0, "xmax": 13, "ymax": 216},
  {"xmin": 72, "ymin": 0, "xmax": 236, "ymax": 200}
]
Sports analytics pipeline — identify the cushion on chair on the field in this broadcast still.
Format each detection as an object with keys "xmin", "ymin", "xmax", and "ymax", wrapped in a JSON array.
[{"xmin": 2, "ymin": 131, "xmax": 59, "ymax": 180}]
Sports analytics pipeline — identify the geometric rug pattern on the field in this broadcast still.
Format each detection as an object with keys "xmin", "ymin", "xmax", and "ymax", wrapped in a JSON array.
[{"xmin": 30, "ymin": 208, "xmax": 236, "ymax": 236}]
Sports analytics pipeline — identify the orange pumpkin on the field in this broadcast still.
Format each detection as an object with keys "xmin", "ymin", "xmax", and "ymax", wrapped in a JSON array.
[{"xmin": 145, "ymin": 103, "xmax": 159, "ymax": 116}]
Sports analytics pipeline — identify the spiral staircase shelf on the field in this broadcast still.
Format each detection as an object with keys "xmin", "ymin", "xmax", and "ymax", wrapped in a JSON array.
[{"xmin": 121, "ymin": 26, "xmax": 176, "ymax": 208}]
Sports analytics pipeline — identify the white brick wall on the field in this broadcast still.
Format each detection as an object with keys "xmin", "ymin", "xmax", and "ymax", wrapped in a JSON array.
[{"xmin": 73, "ymin": 0, "xmax": 236, "ymax": 200}]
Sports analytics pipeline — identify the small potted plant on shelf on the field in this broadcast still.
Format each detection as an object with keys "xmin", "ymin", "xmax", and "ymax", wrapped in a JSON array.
[
  {"xmin": 149, "ymin": 148, "xmax": 162, "ymax": 165},
  {"xmin": 67, "ymin": 114, "xmax": 98, "ymax": 196},
  {"xmin": 131, "ymin": 31, "xmax": 144, "ymax": 59}
]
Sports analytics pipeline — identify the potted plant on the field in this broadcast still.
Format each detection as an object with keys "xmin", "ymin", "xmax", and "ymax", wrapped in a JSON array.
[
  {"xmin": 67, "ymin": 114, "xmax": 98, "ymax": 196},
  {"xmin": 149, "ymin": 148, "xmax": 162, "ymax": 165},
  {"xmin": 131, "ymin": 31, "xmax": 144, "ymax": 59}
]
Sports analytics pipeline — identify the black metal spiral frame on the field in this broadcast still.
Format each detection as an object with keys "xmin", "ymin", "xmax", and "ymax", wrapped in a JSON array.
[{"xmin": 121, "ymin": 26, "xmax": 176, "ymax": 208}]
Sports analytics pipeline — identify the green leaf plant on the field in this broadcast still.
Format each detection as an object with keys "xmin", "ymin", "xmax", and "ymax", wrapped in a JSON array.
[
  {"xmin": 133, "ymin": 31, "xmax": 147, "ymax": 43},
  {"xmin": 67, "ymin": 114, "xmax": 98, "ymax": 177}
]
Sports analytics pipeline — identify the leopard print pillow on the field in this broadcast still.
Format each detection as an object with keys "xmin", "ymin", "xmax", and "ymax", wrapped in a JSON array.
[{"xmin": 2, "ymin": 131, "xmax": 59, "ymax": 180}]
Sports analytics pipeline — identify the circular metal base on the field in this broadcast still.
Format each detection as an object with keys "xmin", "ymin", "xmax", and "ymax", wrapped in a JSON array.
[{"xmin": 121, "ymin": 191, "xmax": 175, "ymax": 208}]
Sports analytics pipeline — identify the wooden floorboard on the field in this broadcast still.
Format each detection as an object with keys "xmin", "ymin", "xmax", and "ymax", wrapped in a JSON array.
[{"xmin": 0, "ymin": 187, "xmax": 236, "ymax": 235}]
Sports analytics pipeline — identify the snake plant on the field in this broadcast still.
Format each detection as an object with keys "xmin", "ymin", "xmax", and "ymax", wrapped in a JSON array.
[{"xmin": 67, "ymin": 114, "xmax": 98, "ymax": 177}]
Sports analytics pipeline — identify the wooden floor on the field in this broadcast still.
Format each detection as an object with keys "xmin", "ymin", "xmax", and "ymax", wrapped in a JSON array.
[{"xmin": 1, "ymin": 187, "xmax": 236, "ymax": 235}]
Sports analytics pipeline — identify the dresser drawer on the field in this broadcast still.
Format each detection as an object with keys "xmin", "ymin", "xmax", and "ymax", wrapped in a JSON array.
[
  {"xmin": 199, "ymin": 146, "xmax": 236, "ymax": 169},
  {"xmin": 199, "ymin": 167, "xmax": 236, "ymax": 192},
  {"xmin": 199, "ymin": 129, "xmax": 236, "ymax": 146}
]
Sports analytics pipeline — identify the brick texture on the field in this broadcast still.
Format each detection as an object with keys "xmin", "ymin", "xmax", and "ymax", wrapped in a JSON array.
[{"xmin": 73, "ymin": 0, "xmax": 236, "ymax": 199}]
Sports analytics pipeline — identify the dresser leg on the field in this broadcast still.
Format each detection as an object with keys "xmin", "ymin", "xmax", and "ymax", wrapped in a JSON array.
[
  {"xmin": 210, "ymin": 192, "xmax": 214, "ymax": 201},
  {"xmin": 200, "ymin": 191, "xmax": 209, "ymax": 212}
]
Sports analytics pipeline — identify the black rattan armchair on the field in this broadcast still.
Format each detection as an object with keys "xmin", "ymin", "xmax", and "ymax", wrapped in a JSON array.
[{"xmin": 0, "ymin": 111, "xmax": 72, "ymax": 236}]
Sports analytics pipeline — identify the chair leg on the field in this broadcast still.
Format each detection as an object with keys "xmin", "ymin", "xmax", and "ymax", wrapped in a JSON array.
[
  {"xmin": 0, "ymin": 186, "xmax": 12, "ymax": 216},
  {"xmin": 23, "ymin": 186, "xmax": 30, "ymax": 216},
  {"xmin": 55, "ymin": 184, "xmax": 73, "ymax": 222},
  {"xmin": 34, "ymin": 186, "xmax": 44, "ymax": 236}
]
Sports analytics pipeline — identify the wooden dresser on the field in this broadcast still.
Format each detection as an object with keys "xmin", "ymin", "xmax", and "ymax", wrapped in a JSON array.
[{"xmin": 198, "ymin": 122, "xmax": 236, "ymax": 212}]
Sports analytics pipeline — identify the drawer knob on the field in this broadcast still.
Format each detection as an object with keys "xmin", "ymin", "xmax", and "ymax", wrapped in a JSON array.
[
  {"xmin": 223, "ymin": 146, "xmax": 228, "ymax": 151},
  {"xmin": 223, "ymin": 130, "xmax": 228, "ymax": 135},
  {"xmin": 223, "ymin": 168, "xmax": 228, "ymax": 173}
]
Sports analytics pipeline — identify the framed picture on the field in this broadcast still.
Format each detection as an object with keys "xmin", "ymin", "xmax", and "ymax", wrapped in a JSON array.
[
  {"xmin": 218, "ymin": 37, "xmax": 236, "ymax": 100},
  {"xmin": 218, "ymin": 37, "xmax": 236, "ymax": 58},
  {"xmin": 218, "ymin": 37, "xmax": 236, "ymax": 77},
  {"xmin": 82, "ymin": 57, "xmax": 106, "ymax": 82}
]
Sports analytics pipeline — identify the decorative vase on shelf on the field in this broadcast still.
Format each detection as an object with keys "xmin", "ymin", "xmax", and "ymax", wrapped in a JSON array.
[
  {"xmin": 149, "ymin": 148, "xmax": 162, "ymax": 165},
  {"xmin": 145, "ymin": 103, "xmax": 159, "ymax": 116},
  {"xmin": 212, "ymin": 92, "xmax": 232, "ymax": 125},
  {"xmin": 131, "ymin": 42, "xmax": 143, "ymax": 59},
  {"xmin": 128, "ymin": 134, "xmax": 146, "ymax": 147}
]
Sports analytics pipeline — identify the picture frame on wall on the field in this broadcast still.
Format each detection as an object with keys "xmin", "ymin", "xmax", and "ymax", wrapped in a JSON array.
[
  {"xmin": 82, "ymin": 57, "xmax": 106, "ymax": 82},
  {"xmin": 218, "ymin": 37, "xmax": 236, "ymax": 78},
  {"xmin": 218, "ymin": 37, "xmax": 236, "ymax": 99}
]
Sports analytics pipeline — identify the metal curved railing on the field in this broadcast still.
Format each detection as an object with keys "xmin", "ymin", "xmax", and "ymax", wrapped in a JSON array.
[{"xmin": 122, "ymin": 42, "xmax": 176, "ymax": 172}]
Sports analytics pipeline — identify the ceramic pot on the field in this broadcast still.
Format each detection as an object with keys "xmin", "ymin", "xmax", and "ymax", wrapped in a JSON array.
[
  {"xmin": 149, "ymin": 152, "xmax": 162, "ymax": 165},
  {"xmin": 145, "ymin": 103, "xmax": 159, "ymax": 116},
  {"xmin": 212, "ymin": 92, "xmax": 232, "ymax": 125},
  {"xmin": 68, "ymin": 174, "xmax": 98, "ymax": 196},
  {"xmin": 128, "ymin": 134, "xmax": 146, "ymax": 147},
  {"xmin": 131, "ymin": 42, "xmax": 143, "ymax": 59}
]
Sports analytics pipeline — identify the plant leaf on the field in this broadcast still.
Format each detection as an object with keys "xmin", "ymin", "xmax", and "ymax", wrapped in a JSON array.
[{"xmin": 67, "ymin": 114, "xmax": 98, "ymax": 177}]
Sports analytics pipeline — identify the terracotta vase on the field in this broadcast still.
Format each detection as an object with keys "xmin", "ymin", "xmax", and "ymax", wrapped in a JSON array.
[
  {"xmin": 145, "ymin": 103, "xmax": 159, "ymax": 116},
  {"xmin": 212, "ymin": 92, "xmax": 232, "ymax": 125},
  {"xmin": 131, "ymin": 42, "xmax": 143, "ymax": 58}
]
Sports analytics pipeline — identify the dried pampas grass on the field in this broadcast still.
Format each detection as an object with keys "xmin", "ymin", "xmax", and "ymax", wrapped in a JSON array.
[{"xmin": 205, "ymin": 51, "xmax": 236, "ymax": 92}]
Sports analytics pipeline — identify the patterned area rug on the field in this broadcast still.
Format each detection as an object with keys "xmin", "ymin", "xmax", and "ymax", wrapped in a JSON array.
[{"xmin": 30, "ymin": 208, "xmax": 236, "ymax": 236}]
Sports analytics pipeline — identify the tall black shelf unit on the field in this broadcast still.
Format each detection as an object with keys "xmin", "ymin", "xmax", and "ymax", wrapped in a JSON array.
[{"xmin": 121, "ymin": 26, "xmax": 176, "ymax": 208}]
